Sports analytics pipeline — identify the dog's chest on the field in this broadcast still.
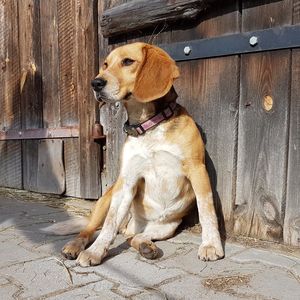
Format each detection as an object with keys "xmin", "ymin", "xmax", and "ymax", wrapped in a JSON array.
[
  {"xmin": 122, "ymin": 130, "xmax": 183, "ymax": 174},
  {"xmin": 122, "ymin": 132, "xmax": 186, "ymax": 198}
]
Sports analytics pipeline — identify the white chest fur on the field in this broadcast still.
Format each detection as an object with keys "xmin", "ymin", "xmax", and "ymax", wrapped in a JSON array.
[
  {"xmin": 120, "ymin": 130, "xmax": 195, "ymax": 222},
  {"xmin": 121, "ymin": 129, "xmax": 183, "ymax": 178}
]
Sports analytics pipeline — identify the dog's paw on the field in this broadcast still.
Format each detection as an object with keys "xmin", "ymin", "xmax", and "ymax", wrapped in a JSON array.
[
  {"xmin": 62, "ymin": 238, "xmax": 86, "ymax": 260},
  {"xmin": 76, "ymin": 248, "xmax": 107, "ymax": 267},
  {"xmin": 198, "ymin": 244, "xmax": 224, "ymax": 261},
  {"xmin": 139, "ymin": 241, "xmax": 159, "ymax": 260}
]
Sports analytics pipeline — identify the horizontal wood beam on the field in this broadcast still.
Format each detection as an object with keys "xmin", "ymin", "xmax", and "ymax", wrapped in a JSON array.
[{"xmin": 100, "ymin": 0, "xmax": 224, "ymax": 37}]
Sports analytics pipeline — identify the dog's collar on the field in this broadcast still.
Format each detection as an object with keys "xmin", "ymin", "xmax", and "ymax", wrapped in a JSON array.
[{"xmin": 123, "ymin": 102, "xmax": 177, "ymax": 137}]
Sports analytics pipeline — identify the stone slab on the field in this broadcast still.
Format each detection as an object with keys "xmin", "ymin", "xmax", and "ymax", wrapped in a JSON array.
[{"xmin": 230, "ymin": 248, "xmax": 300, "ymax": 270}]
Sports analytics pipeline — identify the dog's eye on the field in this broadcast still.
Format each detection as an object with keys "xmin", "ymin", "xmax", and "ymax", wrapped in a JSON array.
[
  {"xmin": 122, "ymin": 58, "xmax": 135, "ymax": 66},
  {"xmin": 103, "ymin": 62, "xmax": 108, "ymax": 70}
]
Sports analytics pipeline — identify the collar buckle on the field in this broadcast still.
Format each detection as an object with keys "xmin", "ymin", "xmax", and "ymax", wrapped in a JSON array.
[{"xmin": 123, "ymin": 123, "xmax": 139, "ymax": 137}]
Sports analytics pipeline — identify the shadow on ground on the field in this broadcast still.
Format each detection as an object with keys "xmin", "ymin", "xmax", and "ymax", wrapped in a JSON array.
[{"xmin": 0, "ymin": 188, "xmax": 87, "ymax": 255}]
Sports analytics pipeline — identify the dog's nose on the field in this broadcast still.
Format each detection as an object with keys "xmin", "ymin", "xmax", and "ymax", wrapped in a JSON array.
[{"xmin": 91, "ymin": 78, "xmax": 107, "ymax": 92}]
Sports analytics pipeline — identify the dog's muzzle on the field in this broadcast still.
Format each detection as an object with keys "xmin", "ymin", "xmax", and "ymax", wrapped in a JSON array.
[{"xmin": 91, "ymin": 77, "xmax": 107, "ymax": 92}]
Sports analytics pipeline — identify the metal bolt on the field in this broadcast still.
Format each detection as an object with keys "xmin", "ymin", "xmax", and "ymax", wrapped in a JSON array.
[
  {"xmin": 249, "ymin": 36, "xmax": 258, "ymax": 46},
  {"xmin": 102, "ymin": 145, "xmax": 106, "ymax": 151},
  {"xmin": 184, "ymin": 46, "xmax": 192, "ymax": 55}
]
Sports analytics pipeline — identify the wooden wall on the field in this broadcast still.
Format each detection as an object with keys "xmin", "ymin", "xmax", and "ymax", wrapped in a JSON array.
[
  {"xmin": 0, "ymin": 0, "xmax": 102, "ymax": 199},
  {"xmin": 0, "ymin": 0, "xmax": 299, "ymax": 247}
]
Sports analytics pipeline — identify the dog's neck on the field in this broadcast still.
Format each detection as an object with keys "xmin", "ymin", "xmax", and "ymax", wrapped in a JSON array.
[{"xmin": 124, "ymin": 87, "xmax": 178, "ymax": 125}]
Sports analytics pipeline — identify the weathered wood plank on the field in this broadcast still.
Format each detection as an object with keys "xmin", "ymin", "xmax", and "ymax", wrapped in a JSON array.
[
  {"xmin": 284, "ymin": 49, "xmax": 300, "ymax": 246},
  {"xmin": 18, "ymin": 0, "xmax": 44, "ymax": 192},
  {"xmin": 18, "ymin": 0, "xmax": 43, "ymax": 130},
  {"xmin": 38, "ymin": 1, "xmax": 67, "ymax": 195},
  {"xmin": 76, "ymin": 0, "xmax": 101, "ymax": 199},
  {"xmin": 0, "ymin": 0, "xmax": 22, "ymax": 189},
  {"xmin": 100, "ymin": 103, "xmax": 127, "ymax": 191},
  {"xmin": 242, "ymin": 0, "xmax": 293, "ymax": 31},
  {"xmin": 57, "ymin": 0, "xmax": 79, "ymax": 197},
  {"xmin": 99, "ymin": 0, "xmax": 128, "ymax": 193},
  {"xmin": 36, "ymin": 140, "xmax": 65, "ymax": 194},
  {"xmin": 22, "ymin": 140, "xmax": 39, "ymax": 191},
  {"xmin": 235, "ymin": 0, "xmax": 293, "ymax": 242},
  {"xmin": 64, "ymin": 139, "xmax": 80, "ymax": 197},
  {"xmin": 100, "ymin": 0, "xmax": 232, "ymax": 37},
  {"xmin": 40, "ymin": 0, "xmax": 60, "ymax": 128},
  {"xmin": 0, "ymin": 141, "xmax": 22, "ymax": 188},
  {"xmin": 58, "ymin": 0, "xmax": 77, "ymax": 126},
  {"xmin": 283, "ymin": 0, "xmax": 300, "ymax": 246}
]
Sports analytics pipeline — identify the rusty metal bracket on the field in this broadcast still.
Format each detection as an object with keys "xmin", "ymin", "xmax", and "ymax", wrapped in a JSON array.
[
  {"xmin": 92, "ymin": 122, "xmax": 106, "ymax": 141},
  {"xmin": 0, "ymin": 127, "xmax": 80, "ymax": 140},
  {"xmin": 160, "ymin": 24, "xmax": 300, "ymax": 61}
]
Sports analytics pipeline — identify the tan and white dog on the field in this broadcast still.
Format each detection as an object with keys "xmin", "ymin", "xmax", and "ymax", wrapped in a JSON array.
[{"xmin": 61, "ymin": 42, "xmax": 224, "ymax": 267}]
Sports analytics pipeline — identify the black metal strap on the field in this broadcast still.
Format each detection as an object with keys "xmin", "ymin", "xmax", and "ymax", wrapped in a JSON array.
[{"xmin": 160, "ymin": 24, "xmax": 300, "ymax": 62}]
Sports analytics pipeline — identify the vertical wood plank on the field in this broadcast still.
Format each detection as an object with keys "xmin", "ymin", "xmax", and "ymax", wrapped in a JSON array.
[
  {"xmin": 40, "ymin": 0, "xmax": 60, "ymax": 128},
  {"xmin": 98, "ymin": 0, "xmax": 127, "ymax": 193},
  {"xmin": 36, "ymin": 140, "xmax": 65, "ymax": 194},
  {"xmin": 0, "ymin": 0, "xmax": 22, "ymax": 189},
  {"xmin": 64, "ymin": 139, "xmax": 80, "ymax": 197},
  {"xmin": 284, "ymin": 0, "xmax": 300, "ymax": 246},
  {"xmin": 18, "ymin": 0, "xmax": 43, "ymax": 130},
  {"xmin": 18, "ymin": 0, "xmax": 43, "ymax": 191},
  {"xmin": 57, "ymin": 0, "xmax": 77, "ymax": 126},
  {"xmin": 76, "ymin": 0, "xmax": 101, "ymax": 199},
  {"xmin": 100, "ymin": 103, "xmax": 127, "ymax": 191},
  {"xmin": 57, "ymin": 0, "xmax": 80, "ymax": 197},
  {"xmin": 235, "ymin": 0, "xmax": 293, "ymax": 242},
  {"xmin": 32, "ymin": 1, "xmax": 66, "ymax": 195}
]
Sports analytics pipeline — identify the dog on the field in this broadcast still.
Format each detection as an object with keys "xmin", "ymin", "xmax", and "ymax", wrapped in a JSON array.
[{"xmin": 61, "ymin": 42, "xmax": 224, "ymax": 267}]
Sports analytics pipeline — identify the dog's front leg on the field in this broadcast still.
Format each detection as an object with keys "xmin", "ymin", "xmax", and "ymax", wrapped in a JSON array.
[
  {"xmin": 187, "ymin": 163, "xmax": 224, "ymax": 261},
  {"xmin": 77, "ymin": 177, "xmax": 136, "ymax": 267}
]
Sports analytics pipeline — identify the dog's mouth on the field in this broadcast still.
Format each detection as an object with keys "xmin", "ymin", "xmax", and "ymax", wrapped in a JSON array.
[
  {"xmin": 93, "ymin": 91, "xmax": 114, "ymax": 103},
  {"xmin": 94, "ymin": 91, "xmax": 132, "ymax": 103}
]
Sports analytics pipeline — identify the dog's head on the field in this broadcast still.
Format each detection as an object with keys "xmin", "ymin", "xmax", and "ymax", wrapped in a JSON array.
[{"xmin": 91, "ymin": 42, "xmax": 179, "ymax": 103}]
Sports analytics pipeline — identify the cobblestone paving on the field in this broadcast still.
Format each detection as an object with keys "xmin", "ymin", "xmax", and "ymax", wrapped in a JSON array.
[{"xmin": 0, "ymin": 189, "xmax": 299, "ymax": 299}]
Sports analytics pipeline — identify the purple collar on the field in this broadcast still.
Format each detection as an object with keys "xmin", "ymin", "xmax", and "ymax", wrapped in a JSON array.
[{"xmin": 123, "ymin": 102, "xmax": 177, "ymax": 137}]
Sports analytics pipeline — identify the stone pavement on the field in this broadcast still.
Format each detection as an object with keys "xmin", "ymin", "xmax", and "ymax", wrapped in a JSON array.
[{"xmin": 0, "ymin": 188, "xmax": 300, "ymax": 300}]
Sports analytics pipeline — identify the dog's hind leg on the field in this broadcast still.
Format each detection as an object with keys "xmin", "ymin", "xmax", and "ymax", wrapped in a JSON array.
[
  {"xmin": 128, "ymin": 220, "xmax": 181, "ymax": 259},
  {"xmin": 61, "ymin": 186, "xmax": 113, "ymax": 260}
]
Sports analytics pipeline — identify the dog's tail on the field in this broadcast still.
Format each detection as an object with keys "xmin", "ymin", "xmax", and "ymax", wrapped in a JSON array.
[
  {"xmin": 41, "ymin": 186, "xmax": 114, "ymax": 235},
  {"xmin": 41, "ymin": 216, "xmax": 89, "ymax": 235}
]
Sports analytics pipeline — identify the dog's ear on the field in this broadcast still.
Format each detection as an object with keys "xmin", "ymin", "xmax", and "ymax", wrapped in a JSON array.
[{"xmin": 133, "ymin": 45, "xmax": 180, "ymax": 102}]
